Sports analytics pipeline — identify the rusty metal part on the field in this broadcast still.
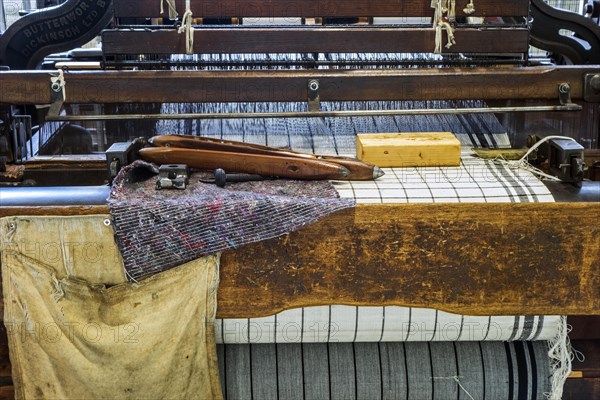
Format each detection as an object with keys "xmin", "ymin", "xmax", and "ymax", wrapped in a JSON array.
[{"xmin": 0, "ymin": 164, "xmax": 25, "ymax": 183}]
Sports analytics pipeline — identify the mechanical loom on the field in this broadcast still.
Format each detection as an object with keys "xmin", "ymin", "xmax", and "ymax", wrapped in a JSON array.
[{"xmin": 0, "ymin": 0, "xmax": 599, "ymax": 399}]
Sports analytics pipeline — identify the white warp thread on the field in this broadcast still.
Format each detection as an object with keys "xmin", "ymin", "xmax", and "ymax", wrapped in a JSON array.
[
  {"xmin": 546, "ymin": 316, "xmax": 572, "ymax": 400},
  {"xmin": 160, "ymin": 0, "xmax": 178, "ymax": 19}
]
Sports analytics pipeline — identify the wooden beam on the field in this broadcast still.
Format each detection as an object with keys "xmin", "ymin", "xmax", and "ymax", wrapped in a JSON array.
[
  {"xmin": 0, "ymin": 66, "xmax": 597, "ymax": 105},
  {"xmin": 102, "ymin": 27, "xmax": 529, "ymax": 55},
  {"xmin": 1, "ymin": 202, "xmax": 599, "ymax": 317},
  {"xmin": 217, "ymin": 203, "xmax": 600, "ymax": 318},
  {"xmin": 113, "ymin": 0, "xmax": 529, "ymax": 18},
  {"xmin": 0, "ymin": 206, "xmax": 108, "ymax": 219}
]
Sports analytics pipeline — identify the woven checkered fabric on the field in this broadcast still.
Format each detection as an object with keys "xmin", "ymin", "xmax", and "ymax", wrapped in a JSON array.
[{"xmin": 334, "ymin": 152, "xmax": 554, "ymax": 204}]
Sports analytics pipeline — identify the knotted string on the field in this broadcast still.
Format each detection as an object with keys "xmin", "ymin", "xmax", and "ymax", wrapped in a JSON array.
[
  {"xmin": 463, "ymin": 0, "xmax": 476, "ymax": 14},
  {"xmin": 178, "ymin": 0, "xmax": 194, "ymax": 55},
  {"xmin": 432, "ymin": 0, "xmax": 456, "ymax": 53}
]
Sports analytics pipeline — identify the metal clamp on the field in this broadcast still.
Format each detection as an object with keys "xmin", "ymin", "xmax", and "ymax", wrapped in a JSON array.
[
  {"xmin": 156, "ymin": 164, "xmax": 189, "ymax": 190},
  {"xmin": 584, "ymin": 73, "xmax": 600, "ymax": 102},
  {"xmin": 105, "ymin": 138, "xmax": 146, "ymax": 181},
  {"xmin": 307, "ymin": 79, "xmax": 321, "ymax": 112}
]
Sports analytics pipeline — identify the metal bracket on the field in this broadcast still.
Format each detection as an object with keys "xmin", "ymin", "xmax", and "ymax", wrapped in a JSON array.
[
  {"xmin": 105, "ymin": 138, "xmax": 146, "ymax": 181},
  {"xmin": 48, "ymin": 73, "xmax": 65, "ymax": 117},
  {"xmin": 307, "ymin": 79, "xmax": 321, "ymax": 112},
  {"xmin": 156, "ymin": 164, "xmax": 189, "ymax": 190},
  {"xmin": 584, "ymin": 73, "xmax": 600, "ymax": 102},
  {"xmin": 558, "ymin": 83, "xmax": 574, "ymax": 106}
]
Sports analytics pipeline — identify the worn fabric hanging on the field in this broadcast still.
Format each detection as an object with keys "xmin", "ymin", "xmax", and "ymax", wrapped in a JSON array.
[{"xmin": 0, "ymin": 216, "xmax": 222, "ymax": 400}]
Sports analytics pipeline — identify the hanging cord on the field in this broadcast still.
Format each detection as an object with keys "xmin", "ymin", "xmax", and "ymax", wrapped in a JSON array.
[
  {"xmin": 448, "ymin": 0, "xmax": 456, "ymax": 21},
  {"xmin": 493, "ymin": 136, "xmax": 580, "ymax": 182},
  {"xmin": 441, "ymin": 21, "xmax": 456, "ymax": 49},
  {"xmin": 178, "ymin": 0, "xmax": 194, "ymax": 55},
  {"xmin": 160, "ymin": 0, "xmax": 179, "ymax": 19},
  {"xmin": 463, "ymin": 0, "xmax": 476, "ymax": 14},
  {"xmin": 432, "ymin": 0, "xmax": 457, "ymax": 53}
]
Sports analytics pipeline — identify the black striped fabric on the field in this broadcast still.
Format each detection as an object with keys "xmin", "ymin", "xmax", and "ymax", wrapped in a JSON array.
[{"xmin": 218, "ymin": 341, "xmax": 550, "ymax": 400}]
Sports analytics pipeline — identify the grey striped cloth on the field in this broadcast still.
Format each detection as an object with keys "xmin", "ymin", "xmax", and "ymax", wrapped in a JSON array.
[{"xmin": 218, "ymin": 341, "xmax": 550, "ymax": 400}]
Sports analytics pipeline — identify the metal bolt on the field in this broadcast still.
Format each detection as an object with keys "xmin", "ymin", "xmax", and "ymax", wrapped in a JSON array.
[
  {"xmin": 559, "ymin": 83, "xmax": 571, "ymax": 93},
  {"xmin": 308, "ymin": 80, "xmax": 319, "ymax": 91},
  {"xmin": 590, "ymin": 75, "xmax": 600, "ymax": 93}
]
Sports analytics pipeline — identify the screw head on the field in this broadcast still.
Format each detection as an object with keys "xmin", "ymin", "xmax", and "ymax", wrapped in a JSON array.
[{"xmin": 308, "ymin": 80, "xmax": 319, "ymax": 91}]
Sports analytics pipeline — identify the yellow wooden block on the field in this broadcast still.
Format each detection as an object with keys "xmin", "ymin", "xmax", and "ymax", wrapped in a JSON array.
[{"xmin": 356, "ymin": 132, "xmax": 461, "ymax": 167}]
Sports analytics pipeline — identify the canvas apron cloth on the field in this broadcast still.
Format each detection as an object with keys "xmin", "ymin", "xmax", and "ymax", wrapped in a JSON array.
[{"xmin": 1, "ymin": 215, "xmax": 223, "ymax": 400}]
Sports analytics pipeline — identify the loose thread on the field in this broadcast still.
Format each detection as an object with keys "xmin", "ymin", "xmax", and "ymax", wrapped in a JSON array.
[
  {"xmin": 432, "ymin": 376, "xmax": 475, "ymax": 400},
  {"xmin": 454, "ymin": 376, "xmax": 475, "ymax": 400},
  {"xmin": 545, "ymin": 316, "xmax": 572, "ymax": 400},
  {"xmin": 161, "ymin": 0, "xmax": 178, "ymax": 19},
  {"xmin": 493, "ymin": 135, "xmax": 579, "ymax": 182}
]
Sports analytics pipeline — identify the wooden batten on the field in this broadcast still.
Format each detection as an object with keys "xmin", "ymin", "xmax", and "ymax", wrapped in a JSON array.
[
  {"xmin": 217, "ymin": 203, "xmax": 600, "ymax": 318},
  {"xmin": 113, "ymin": 0, "xmax": 530, "ymax": 18},
  {"xmin": 2, "ymin": 202, "xmax": 597, "ymax": 317},
  {"xmin": 101, "ymin": 28, "xmax": 530, "ymax": 55},
  {"xmin": 0, "ymin": 66, "xmax": 597, "ymax": 105}
]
